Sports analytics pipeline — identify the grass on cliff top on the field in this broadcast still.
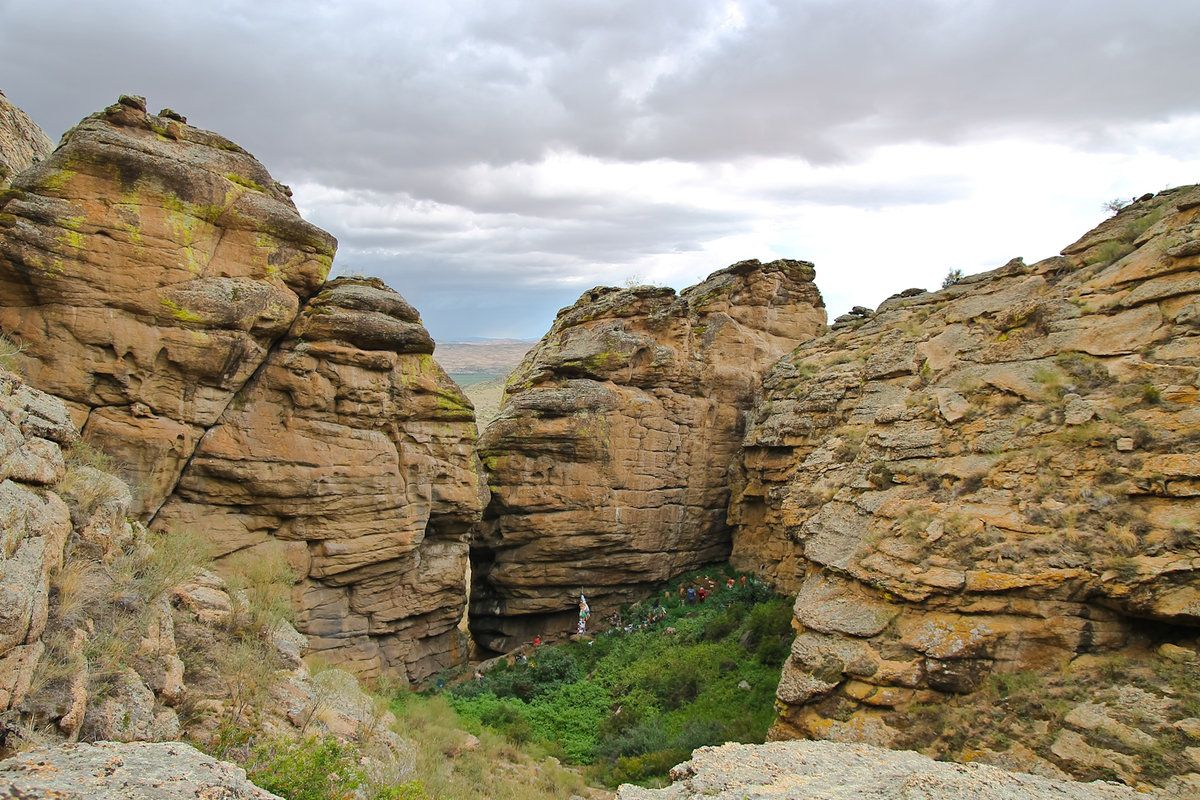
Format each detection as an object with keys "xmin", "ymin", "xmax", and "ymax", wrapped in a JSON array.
[{"xmin": 439, "ymin": 568, "xmax": 793, "ymax": 788}]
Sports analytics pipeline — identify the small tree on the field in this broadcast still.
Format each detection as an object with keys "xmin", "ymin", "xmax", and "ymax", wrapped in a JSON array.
[
  {"xmin": 1103, "ymin": 198, "xmax": 1130, "ymax": 216},
  {"xmin": 942, "ymin": 268, "xmax": 964, "ymax": 289}
]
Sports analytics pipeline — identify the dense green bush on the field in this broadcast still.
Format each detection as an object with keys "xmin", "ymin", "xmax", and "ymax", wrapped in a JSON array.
[
  {"xmin": 447, "ymin": 567, "xmax": 792, "ymax": 787},
  {"xmin": 245, "ymin": 735, "xmax": 427, "ymax": 800}
]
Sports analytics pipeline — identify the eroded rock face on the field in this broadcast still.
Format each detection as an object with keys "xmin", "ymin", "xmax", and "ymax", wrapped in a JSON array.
[
  {"xmin": 616, "ymin": 740, "xmax": 1152, "ymax": 800},
  {"xmin": 0, "ymin": 94, "xmax": 336, "ymax": 517},
  {"xmin": 0, "ymin": 97, "xmax": 487, "ymax": 680},
  {"xmin": 471, "ymin": 260, "xmax": 826, "ymax": 651},
  {"xmin": 155, "ymin": 277, "xmax": 488, "ymax": 680},
  {"xmin": 0, "ymin": 89, "xmax": 52, "ymax": 187},
  {"xmin": 731, "ymin": 187, "xmax": 1200, "ymax": 778}
]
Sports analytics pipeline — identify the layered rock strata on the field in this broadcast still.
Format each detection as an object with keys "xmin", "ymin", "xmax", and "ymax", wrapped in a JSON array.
[
  {"xmin": 155, "ymin": 277, "xmax": 488, "ymax": 679},
  {"xmin": 0, "ymin": 366, "xmax": 416, "ymax": 782},
  {"xmin": 471, "ymin": 261, "xmax": 826, "ymax": 651},
  {"xmin": 0, "ymin": 96, "xmax": 486, "ymax": 679},
  {"xmin": 730, "ymin": 187, "xmax": 1200, "ymax": 783},
  {"xmin": 0, "ymin": 89, "xmax": 52, "ymax": 187},
  {"xmin": 616, "ymin": 740, "xmax": 1156, "ymax": 800},
  {"xmin": 0, "ymin": 93, "xmax": 336, "ymax": 517}
]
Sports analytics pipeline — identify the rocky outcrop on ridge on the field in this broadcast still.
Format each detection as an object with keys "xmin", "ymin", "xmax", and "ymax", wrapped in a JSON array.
[
  {"xmin": 155, "ymin": 277, "xmax": 488, "ymax": 679},
  {"xmin": 0, "ymin": 90, "xmax": 52, "ymax": 187},
  {"xmin": 616, "ymin": 740, "xmax": 1155, "ymax": 800},
  {"xmin": 0, "ymin": 96, "xmax": 487, "ymax": 680},
  {"xmin": 0, "ymin": 741, "xmax": 281, "ymax": 800},
  {"xmin": 0, "ymin": 93, "xmax": 336, "ymax": 517},
  {"xmin": 730, "ymin": 187, "xmax": 1200, "ymax": 786},
  {"xmin": 471, "ymin": 261, "xmax": 826, "ymax": 651}
]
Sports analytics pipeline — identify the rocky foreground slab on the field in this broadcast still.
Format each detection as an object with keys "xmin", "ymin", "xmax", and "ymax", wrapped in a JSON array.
[
  {"xmin": 616, "ymin": 740, "xmax": 1155, "ymax": 799},
  {"xmin": 0, "ymin": 741, "xmax": 281, "ymax": 799}
]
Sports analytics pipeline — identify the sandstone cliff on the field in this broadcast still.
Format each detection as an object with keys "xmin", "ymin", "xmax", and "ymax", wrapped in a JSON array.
[
  {"xmin": 155, "ymin": 277, "xmax": 488, "ymax": 679},
  {"xmin": 731, "ymin": 187, "xmax": 1200, "ymax": 787},
  {"xmin": 0, "ymin": 364, "xmax": 415, "ymax": 783},
  {"xmin": 471, "ymin": 261, "xmax": 826, "ymax": 651},
  {"xmin": 0, "ymin": 90, "xmax": 52, "ymax": 187},
  {"xmin": 0, "ymin": 95, "xmax": 486, "ymax": 680}
]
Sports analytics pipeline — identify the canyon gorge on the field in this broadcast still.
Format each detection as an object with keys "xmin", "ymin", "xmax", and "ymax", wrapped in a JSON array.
[{"xmin": 1, "ymin": 91, "xmax": 1198, "ymax": 797}]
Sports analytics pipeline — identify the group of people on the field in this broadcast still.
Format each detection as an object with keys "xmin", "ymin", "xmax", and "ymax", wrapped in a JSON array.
[{"xmin": 679, "ymin": 573, "xmax": 746, "ymax": 605}]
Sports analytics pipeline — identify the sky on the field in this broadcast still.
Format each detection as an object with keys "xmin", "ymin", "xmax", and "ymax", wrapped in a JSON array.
[{"xmin": 2, "ymin": 0, "xmax": 1199, "ymax": 341}]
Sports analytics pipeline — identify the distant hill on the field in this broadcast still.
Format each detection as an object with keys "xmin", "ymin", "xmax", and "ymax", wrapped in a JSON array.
[
  {"xmin": 437, "ymin": 339, "xmax": 533, "ymax": 432},
  {"xmin": 436, "ymin": 338, "xmax": 533, "ymax": 377}
]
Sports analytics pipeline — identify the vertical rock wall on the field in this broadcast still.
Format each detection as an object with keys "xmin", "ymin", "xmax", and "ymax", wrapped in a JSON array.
[
  {"xmin": 155, "ymin": 278, "xmax": 488, "ymax": 679},
  {"xmin": 730, "ymin": 187, "xmax": 1200, "ymax": 763},
  {"xmin": 470, "ymin": 260, "xmax": 826, "ymax": 651}
]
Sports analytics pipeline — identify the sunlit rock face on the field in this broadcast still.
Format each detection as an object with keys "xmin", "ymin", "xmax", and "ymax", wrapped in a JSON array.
[
  {"xmin": 731, "ymin": 187, "xmax": 1200, "ymax": 763},
  {"xmin": 470, "ymin": 259, "xmax": 827, "ymax": 652},
  {"xmin": 0, "ymin": 94, "xmax": 335, "ymax": 517},
  {"xmin": 0, "ymin": 88, "xmax": 53, "ymax": 187},
  {"xmin": 0, "ymin": 96, "xmax": 488, "ymax": 681}
]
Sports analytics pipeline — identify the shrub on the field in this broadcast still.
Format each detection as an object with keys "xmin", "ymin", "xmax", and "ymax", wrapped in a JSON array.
[
  {"xmin": 246, "ymin": 736, "xmax": 368, "ymax": 800},
  {"xmin": 0, "ymin": 333, "xmax": 24, "ymax": 373},
  {"xmin": 221, "ymin": 545, "xmax": 296, "ymax": 635},
  {"xmin": 942, "ymin": 269, "xmax": 964, "ymax": 288}
]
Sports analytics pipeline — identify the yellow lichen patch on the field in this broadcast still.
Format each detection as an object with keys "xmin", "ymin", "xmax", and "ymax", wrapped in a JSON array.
[
  {"xmin": 160, "ymin": 297, "xmax": 204, "ymax": 324},
  {"xmin": 964, "ymin": 569, "xmax": 1082, "ymax": 593}
]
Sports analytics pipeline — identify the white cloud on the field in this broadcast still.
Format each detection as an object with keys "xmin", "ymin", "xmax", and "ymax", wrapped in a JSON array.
[{"xmin": 2, "ymin": 0, "xmax": 1198, "ymax": 338}]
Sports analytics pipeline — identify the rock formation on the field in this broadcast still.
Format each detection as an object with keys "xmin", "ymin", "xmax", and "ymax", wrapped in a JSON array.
[
  {"xmin": 0, "ymin": 93, "xmax": 336, "ymax": 516},
  {"xmin": 616, "ymin": 740, "xmax": 1158, "ymax": 799},
  {"xmin": 0, "ymin": 95, "xmax": 486, "ymax": 680},
  {"xmin": 730, "ymin": 187, "xmax": 1200, "ymax": 786},
  {"xmin": 0, "ymin": 364, "xmax": 415, "ymax": 782},
  {"xmin": 0, "ymin": 89, "xmax": 52, "ymax": 187},
  {"xmin": 0, "ymin": 369, "xmax": 82, "ymax": 718},
  {"xmin": 471, "ymin": 261, "xmax": 826, "ymax": 651},
  {"xmin": 0, "ymin": 741, "xmax": 282, "ymax": 800},
  {"xmin": 155, "ymin": 277, "xmax": 488, "ymax": 679}
]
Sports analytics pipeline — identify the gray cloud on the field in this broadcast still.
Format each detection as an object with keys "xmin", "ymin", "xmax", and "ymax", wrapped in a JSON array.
[{"xmin": 2, "ymin": 0, "xmax": 1198, "ymax": 338}]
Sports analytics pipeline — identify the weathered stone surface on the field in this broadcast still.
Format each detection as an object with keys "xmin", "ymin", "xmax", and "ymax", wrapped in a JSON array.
[
  {"xmin": 156, "ymin": 277, "xmax": 488, "ymax": 679},
  {"xmin": 616, "ymin": 740, "xmax": 1149, "ymax": 799},
  {"xmin": 0, "ymin": 97, "xmax": 487, "ymax": 680},
  {"xmin": 471, "ymin": 261, "xmax": 825, "ymax": 650},
  {"xmin": 0, "ymin": 372, "xmax": 74, "ymax": 714},
  {"xmin": 0, "ymin": 96, "xmax": 335, "ymax": 517},
  {"xmin": 0, "ymin": 741, "xmax": 282, "ymax": 799},
  {"xmin": 731, "ymin": 186, "xmax": 1200, "ymax": 788},
  {"xmin": 0, "ymin": 89, "xmax": 52, "ymax": 187}
]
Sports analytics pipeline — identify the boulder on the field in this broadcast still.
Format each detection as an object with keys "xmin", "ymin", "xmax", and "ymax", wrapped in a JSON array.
[
  {"xmin": 0, "ymin": 741, "xmax": 281, "ymax": 799},
  {"xmin": 0, "ymin": 89, "xmax": 52, "ymax": 187},
  {"xmin": 0, "ymin": 96, "xmax": 487, "ymax": 680},
  {"xmin": 616, "ymin": 740, "xmax": 1149, "ymax": 799}
]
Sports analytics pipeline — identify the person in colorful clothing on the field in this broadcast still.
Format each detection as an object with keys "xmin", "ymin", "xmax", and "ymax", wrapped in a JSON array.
[{"xmin": 577, "ymin": 594, "xmax": 591, "ymax": 635}]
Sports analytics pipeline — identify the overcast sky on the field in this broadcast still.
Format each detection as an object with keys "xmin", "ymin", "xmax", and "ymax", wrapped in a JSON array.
[{"xmin": 3, "ymin": 0, "xmax": 1198, "ymax": 340}]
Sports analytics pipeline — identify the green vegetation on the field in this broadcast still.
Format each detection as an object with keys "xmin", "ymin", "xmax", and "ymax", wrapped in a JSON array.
[
  {"xmin": 0, "ymin": 333, "xmax": 24, "ymax": 373},
  {"xmin": 442, "ymin": 569, "xmax": 791, "ymax": 787},
  {"xmin": 246, "ymin": 736, "xmax": 425, "ymax": 800},
  {"xmin": 225, "ymin": 171, "xmax": 267, "ymax": 192}
]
